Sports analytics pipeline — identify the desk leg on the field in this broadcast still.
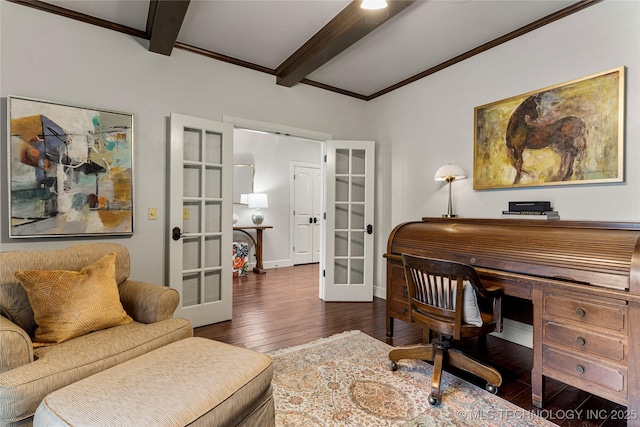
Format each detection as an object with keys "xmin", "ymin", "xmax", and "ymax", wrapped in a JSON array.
[
  {"xmin": 253, "ymin": 229, "xmax": 266, "ymax": 274},
  {"xmin": 532, "ymin": 374, "xmax": 545, "ymax": 408},
  {"xmin": 234, "ymin": 229, "xmax": 267, "ymax": 274},
  {"xmin": 531, "ymin": 285, "xmax": 544, "ymax": 407},
  {"xmin": 628, "ymin": 301, "xmax": 640, "ymax": 427}
]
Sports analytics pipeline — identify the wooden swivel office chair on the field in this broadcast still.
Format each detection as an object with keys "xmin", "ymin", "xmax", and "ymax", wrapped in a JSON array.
[{"xmin": 389, "ymin": 254, "xmax": 504, "ymax": 405}]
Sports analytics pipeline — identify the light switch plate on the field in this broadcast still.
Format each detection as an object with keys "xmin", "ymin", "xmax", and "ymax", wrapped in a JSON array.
[
  {"xmin": 148, "ymin": 207, "xmax": 158, "ymax": 220},
  {"xmin": 183, "ymin": 208, "xmax": 190, "ymax": 220}
]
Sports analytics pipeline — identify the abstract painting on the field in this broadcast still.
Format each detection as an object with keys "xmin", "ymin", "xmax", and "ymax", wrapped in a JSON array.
[
  {"xmin": 474, "ymin": 66, "xmax": 624, "ymax": 190},
  {"xmin": 8, "ymin": 97, "xmax": 134, "ymax": 237}
]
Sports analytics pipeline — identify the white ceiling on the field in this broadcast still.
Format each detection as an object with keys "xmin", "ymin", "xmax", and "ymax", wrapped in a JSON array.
[{"xmin": 41, "ymin": 0, "xmax": 583, "ymax": 99}]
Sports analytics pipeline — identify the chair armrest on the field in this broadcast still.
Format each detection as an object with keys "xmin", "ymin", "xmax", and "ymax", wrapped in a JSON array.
[
  {"xmin": 0, "ymin": 315, "xmax": 34, "ymax": 373},
  {"xmin": 118, "ymin": 280, "xmax": 179, "ymax": 324},
  {"xmin": 475, "ymin": 285, "xmax": 504, "ymax": 300}
]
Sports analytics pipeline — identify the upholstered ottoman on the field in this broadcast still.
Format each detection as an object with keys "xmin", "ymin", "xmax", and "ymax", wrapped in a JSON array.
[{"xmin": 33, "ymin": 337, "xmax": 275, "ymax": 426}]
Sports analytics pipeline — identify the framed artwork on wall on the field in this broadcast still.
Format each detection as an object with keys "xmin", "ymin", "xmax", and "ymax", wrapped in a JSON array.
[
  {"xmin": 7, "ymin": 96, "xmax": 134, "ymax": 238},
  {"xmin": 473, "ymin": 66, "xmax": 625, "ymax": 190}
]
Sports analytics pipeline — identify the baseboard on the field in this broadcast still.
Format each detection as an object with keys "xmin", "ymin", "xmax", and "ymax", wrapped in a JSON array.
[
  {"xmin": 257, "ymin": 260, "xmax": 294, "ymax": 270},
  {"xmin": 374, "ymin": 284, "xmax": 386, "ymax": 299},
  {"xmin": 491, "ymin": 318, "xmax": 533, "ymax": 348}
]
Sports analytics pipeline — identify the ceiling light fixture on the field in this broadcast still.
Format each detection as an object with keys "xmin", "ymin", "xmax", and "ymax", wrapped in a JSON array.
[{"xmin": 361, "ymin": 0, "xmax": 388, "ymax": 10}]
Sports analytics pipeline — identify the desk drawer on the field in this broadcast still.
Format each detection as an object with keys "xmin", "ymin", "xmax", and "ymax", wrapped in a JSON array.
[
  {"xmin": 389, "ymin": 263, "xmax": 405, "ymax": 281},
  {"xmin": 543, "ymin": 293, "xmax": 627, "ymax": 334},
  {"xmin": 543, "ymin": 321, "xmax": 626, "ymax": 363},
  {"xmin": 389, "ymin": 299, "xmax": 410, "ymax": 321},
  {"xmin": 543, "ymin": 345, "xmax": 627, "ymax": 397},
  {"xmin": 390, "ymin": 279, "xmax": 408, "ymax": 299},
  {"xmin": 388, "ymin": 263, "xmax": 408, "ymax": 300}
]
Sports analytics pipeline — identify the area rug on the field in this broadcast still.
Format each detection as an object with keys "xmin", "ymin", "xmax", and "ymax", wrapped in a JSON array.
[{"xmin": 267, "ymin": 330, "xmax": 554, "ymax": 427}]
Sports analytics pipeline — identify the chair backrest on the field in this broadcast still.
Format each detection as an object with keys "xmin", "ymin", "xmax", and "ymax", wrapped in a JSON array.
[{"xmin": 401, "ymin": 253, "xmax": 489, "ymax": 340}]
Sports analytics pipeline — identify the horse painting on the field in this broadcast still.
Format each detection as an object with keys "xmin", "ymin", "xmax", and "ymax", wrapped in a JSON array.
[{"xmin": 505, "ymin": 94, "xmax": 587, "ymax": 184}]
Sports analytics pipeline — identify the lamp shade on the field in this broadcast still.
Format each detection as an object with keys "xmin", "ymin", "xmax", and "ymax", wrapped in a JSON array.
[
  {"xmin": 434, "ymin": 164, "xmax": 467, "ymax": 181},
  {"xmin": 247, "ymin": 193, "xmax": 269, "ymax": 209}
]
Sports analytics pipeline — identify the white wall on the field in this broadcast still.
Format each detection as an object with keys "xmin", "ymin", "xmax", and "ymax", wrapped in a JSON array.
[
  {"xmin": 0, "ymin": 1, "xmax": 366, "ymax": 285},
  {"xmin": 2, "ymin": 1, "xmax": 639, "ymax": 300},
  {"xmin": 367, "ymin": 0, "xmax": 640, "ymax": 295},
  {"xmin": 233, "ymin": 130, "xmax": 321, "ymax": 267}
]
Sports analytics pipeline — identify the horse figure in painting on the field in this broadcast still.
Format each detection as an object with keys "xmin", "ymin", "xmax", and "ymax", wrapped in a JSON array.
[{"xmin": 505, "ymin": 94, "xmax": 587, "ymax": 184}]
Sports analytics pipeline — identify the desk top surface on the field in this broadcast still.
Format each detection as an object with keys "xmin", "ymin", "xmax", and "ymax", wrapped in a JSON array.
[{"xmin": 233, "ymin": 225, "xmax": 273, "ymax": 230}]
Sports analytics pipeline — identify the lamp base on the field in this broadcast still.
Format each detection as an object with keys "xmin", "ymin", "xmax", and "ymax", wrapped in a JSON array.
[
  {"xmin": 252, "ymin": 211, "xmax": 264, "ymax": 226},
  {"xmin": 442, "ymin": 214, "xmax": 458, "ymax": 218}
]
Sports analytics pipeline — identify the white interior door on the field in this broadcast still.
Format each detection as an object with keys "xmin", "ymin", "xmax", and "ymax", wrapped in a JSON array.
[
  {"xmin": 169, "ymin": 113, "xmax": 233, "ymax": 327},
  {"xmin": 321, "ymin": 140, "xmax": 375, "ymax": 302},
  {"xmin": 312, "ymin": 167, "xmax": 321, "ymax": 263},
  {"xmin": 292, "ymin": 163, "xmax": 321, "ymax": 265}
]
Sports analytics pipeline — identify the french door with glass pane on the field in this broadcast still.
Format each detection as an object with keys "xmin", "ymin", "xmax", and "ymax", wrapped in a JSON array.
[
  {"xmin": 169, "ymin": 113, "xmax": 233, "ymax": 327},
  {"xmin": 321, "ymin": 140, "xmax": 375, "ymax": 302}
]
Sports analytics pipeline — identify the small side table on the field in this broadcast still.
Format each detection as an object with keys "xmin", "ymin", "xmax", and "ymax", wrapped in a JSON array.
[{"xmin": 233, "ymin": 226, "xmax": 273, "ymax": 274}]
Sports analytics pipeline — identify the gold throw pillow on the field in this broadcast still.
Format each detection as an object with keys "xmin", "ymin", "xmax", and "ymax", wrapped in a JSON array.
[{"xmin": 15, "ymin": 252, "xmax": 132, "ymax": 347}]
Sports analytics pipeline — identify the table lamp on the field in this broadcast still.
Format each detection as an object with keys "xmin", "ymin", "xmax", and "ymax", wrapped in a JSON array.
[
  {"xmin": 247, "ymin": 193, "xmax": 269, "ymax": 225},
  {"xmin": 434, "ymin": 164, "xmax": 467, "ymax": 218}
]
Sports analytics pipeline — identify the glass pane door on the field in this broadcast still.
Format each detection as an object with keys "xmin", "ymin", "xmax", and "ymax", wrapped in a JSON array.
[
  {"xmin": 322, "ymin": 140, "xmax": 375, "ymax": 302},
  {"xmin": 169, "ymin": 114, "xmax": 233, "ymax": 327}
]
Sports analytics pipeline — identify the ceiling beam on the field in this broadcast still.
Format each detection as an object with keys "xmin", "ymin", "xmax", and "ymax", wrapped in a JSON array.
[
  {"xmin": 8, "ymin": 0, "xmax": 603, "ymax": 101},
  {"xmin": 146, "ymin": 0, "xmax": 191, "ymax": 56},
  {"xmin": 275, "ymin": 0, "xmax": 415, "ymax": 88}
]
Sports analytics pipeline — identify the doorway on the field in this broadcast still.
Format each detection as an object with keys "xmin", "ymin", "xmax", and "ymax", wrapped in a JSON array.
[
  {"xmin": 225, "ymin": 117, "xmax": 376, "ymax": 303},
  {"xmin": 230, "ymin": 124, "xmax": 325, "ymax": 272}
]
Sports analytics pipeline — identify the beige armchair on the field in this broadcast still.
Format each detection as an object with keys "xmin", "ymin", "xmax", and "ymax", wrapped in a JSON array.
[{"xmin": 0, "ymin": 243, "xmax": 192, "ymax": 427}]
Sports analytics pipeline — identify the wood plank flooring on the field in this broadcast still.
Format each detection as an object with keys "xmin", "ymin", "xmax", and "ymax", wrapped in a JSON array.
[{"xmin": 194, "ymin": 264, "xmax": 630, "ymax": 427}]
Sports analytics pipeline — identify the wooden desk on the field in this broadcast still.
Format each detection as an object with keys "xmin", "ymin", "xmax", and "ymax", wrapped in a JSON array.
[
  {"xmin": 385, "ymin": 218, "xmax": 640, "ymax": 426},
  {"xmin": 233, "ymin": 226, "xmax": 273, "ymax": 274}
]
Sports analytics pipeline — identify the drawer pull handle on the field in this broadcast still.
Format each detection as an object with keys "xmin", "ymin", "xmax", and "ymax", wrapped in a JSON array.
[
  {"xmin": 403, "ymin": 288, "xmax": 408, "ymax": 295},
  {"xmin": 576, "ymin": 336, "xmax": 586, "ymax": 346},
  {"xmin": 576, "ymin": 365, "xmax": 586, "ymax": 374},
  {"xmin": 576, "ymin": 308, "xmax": 586, "ymax": 317},
  {"xmin": 402, "ymin": 306, "xmax": 408, "ymax": 313}
]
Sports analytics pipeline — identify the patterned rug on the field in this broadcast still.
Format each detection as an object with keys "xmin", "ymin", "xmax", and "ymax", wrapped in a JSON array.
[{"xmin": 268, "ymin": 331, "xmax": 555, "ymax": 427}]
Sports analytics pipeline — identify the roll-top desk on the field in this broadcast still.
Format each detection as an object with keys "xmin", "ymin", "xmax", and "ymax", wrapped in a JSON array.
[{"xmin": 384, "ymin": 218, "xmax": 640, "ymax": 424}]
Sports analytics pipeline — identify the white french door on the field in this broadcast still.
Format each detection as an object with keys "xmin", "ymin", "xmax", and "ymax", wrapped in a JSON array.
[
  {"xmin": 321, "ymin": 140, "xmax": 375, "ymax": 302},
  {"xmin": 169, "ymin": 113, "xmax": 233, "ymax": 327},
  {"xmin": 292, "ymin": 163, "xmax": 321, "ymax": 265}
]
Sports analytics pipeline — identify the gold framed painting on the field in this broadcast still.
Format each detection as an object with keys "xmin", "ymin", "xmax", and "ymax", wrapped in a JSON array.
[
  {"xmin": 8, "ymin": 96, "xmax": 134, "ymax": 238},
  {"xmin": 473, "ymin": 66, "xmax": 625, "ymax": 190}
]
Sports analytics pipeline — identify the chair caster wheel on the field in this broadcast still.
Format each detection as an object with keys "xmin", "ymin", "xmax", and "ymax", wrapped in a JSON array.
[
  {"xmin": 428, "ymin": 395, "xmax": 440, "ymax": 406},
  {"xmin": 486, "ymin": 384, "xmax": 498, "ymax": 394},
  {"xmin": 390, "ymin": 361, "xmax": 398, "ymax": 371}
]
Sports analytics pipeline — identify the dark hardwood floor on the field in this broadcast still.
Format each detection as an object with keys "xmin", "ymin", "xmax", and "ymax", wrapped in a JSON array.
[{"xmin": 194, "ymin": 264, "xmax": 629, "ymax": 427}]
